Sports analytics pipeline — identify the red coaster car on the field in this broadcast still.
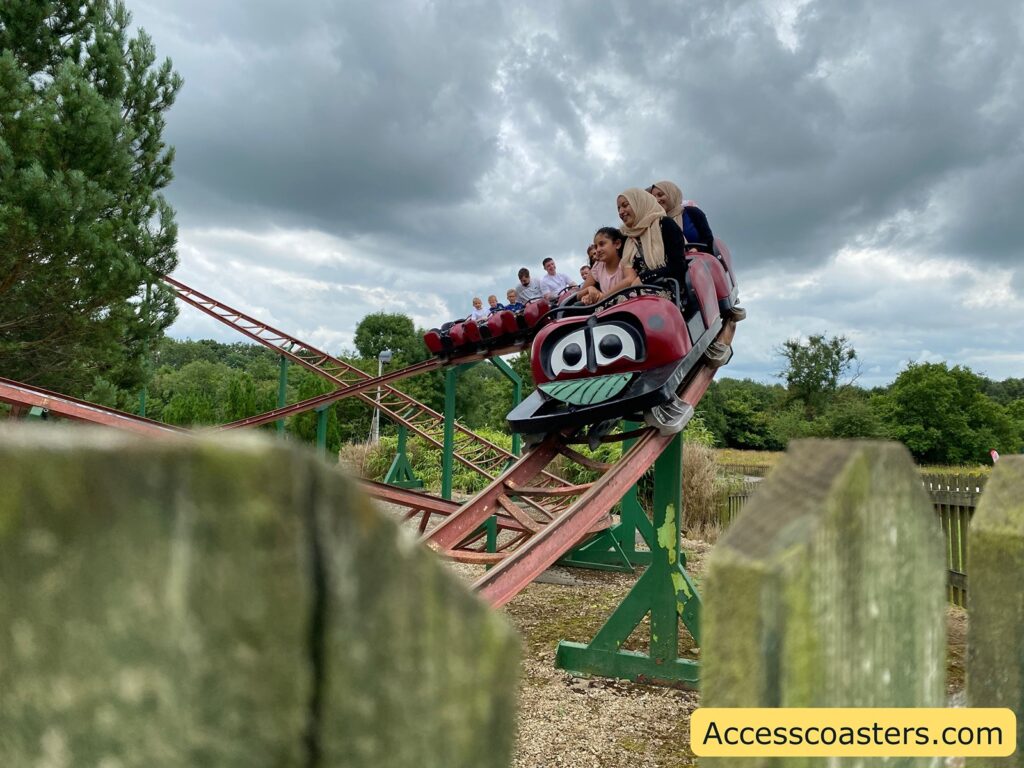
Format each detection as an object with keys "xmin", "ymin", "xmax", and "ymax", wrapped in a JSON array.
[{"xmin": 507, "ymin": 254, "xmax": 741, "ymax": 437}]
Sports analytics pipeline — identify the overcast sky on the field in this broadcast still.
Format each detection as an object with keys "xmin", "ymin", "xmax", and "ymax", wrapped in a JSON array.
[{"xmin": 130, "ymin": 0, "xmax": 1024, "ymax": 387}]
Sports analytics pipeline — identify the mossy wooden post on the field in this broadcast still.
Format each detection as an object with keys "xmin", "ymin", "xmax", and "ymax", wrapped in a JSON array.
[
  {"xmin": 0, "ymin": 425, "xmax": 518, "ymax": 768},
  {"xmin": 967, "ymin": 455, "xmax": 1024, "ymax": 767},
  {"xmin": 702, "ymin": 440, "xmax": 946, "ymax": 767}
]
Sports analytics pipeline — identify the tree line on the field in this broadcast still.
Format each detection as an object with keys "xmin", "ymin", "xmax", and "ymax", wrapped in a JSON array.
[{"xmin": 42, "ymin": 315, "xmax": 1022, "ymax": 467}]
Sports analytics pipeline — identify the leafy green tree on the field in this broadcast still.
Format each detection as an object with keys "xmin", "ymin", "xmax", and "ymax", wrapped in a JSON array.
[
  {"xmin": 766, "ymin": 404, "xmax": 814, "ymax": 448},
  {"xmin": 716, "ymin": 378, "xmax": 787, "ymax": 450},
  {"xmin": 288, "ymin": 369, "xmax": 343, "ymax": 454},
  {"xmin": 0, "ymin": 1, "xmax": 183, "ymax": 395},
  {"xmin": 878, "ymin": 362, "xmax": 1017, "ymax": 464},
  {"xmin": 777, "ymin": 333, "xmax": 857, "ymax": 417},
  {"xmin": 152, "ymin": 360, "xmax": 229, "ymax": 426},
  {"xmin": 455, "ymin": 362, "xmax": 520, "ymax": 431},
  {"xmin": 353, "ymin": 313, "xmax": 424, "ymax": 362},
  {"xmin": 813, "ymin": 387, "xmax": 887, "ymax": 440},
  {"xmin": 983, "ymin": 377, "xmax": 1024, "ymax": 406},
  {"xmin": 508, "ymin": 351, "xmax": 536, "ymax": 397},
  {"xmin": 694, "ymin": 380, "xmax": 727, "ymax": 445}
]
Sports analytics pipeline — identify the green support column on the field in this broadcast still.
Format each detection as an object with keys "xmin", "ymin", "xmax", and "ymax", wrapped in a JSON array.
[
  {"xmin": 442, "ymin": 362, "xmax": 481, "ymax": 500},
  {"xmin": 488, "ymin": 356, "xmax": 523, "ymax": 457},
  {"xmin": 383, "ymin": 424, "xmax": 423, "ymax": 489},
  {"xmin": 442, "ymin": 368, "xmax": 458, "ymax": 501},
  {"xmin": 554, "ymin": 432, "xmax": 702, "ymax": 687},
  {"xmin": 315, "ymin": 406, "xmax": 329, "ymax": 457},
  {"xmin": 276, "ymin": 355, "xmax": 290, "ymax": 436}
]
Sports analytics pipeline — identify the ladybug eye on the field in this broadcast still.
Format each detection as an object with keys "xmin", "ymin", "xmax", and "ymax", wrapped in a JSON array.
[
  {"xmin": 550, "ymin": 330, "xmax": 588, "ymax": 376},
  {"xmin": 592, "ymin": 325, "xmax": 638, "ymax": 366}
]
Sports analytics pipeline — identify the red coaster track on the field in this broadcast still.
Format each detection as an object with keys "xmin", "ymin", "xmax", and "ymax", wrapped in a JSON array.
[{"xmin": 2, "ymin": 276, "xmax": 736, "ymax": 607}]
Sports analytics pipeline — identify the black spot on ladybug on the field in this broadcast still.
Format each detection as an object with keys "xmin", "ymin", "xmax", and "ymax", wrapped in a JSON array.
[{"xmin": 648, "ymin": 315, "xmax": 664, "ymax": 330}]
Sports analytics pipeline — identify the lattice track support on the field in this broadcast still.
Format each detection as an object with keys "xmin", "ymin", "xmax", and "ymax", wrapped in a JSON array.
[
  {"xmin": 555, "ymin": 432, "xmax": 703, "ymax": 687},
  {"xmin": 383, "ymin": 425, "xmax": 424, "ymax": 489},
  {"xmin": 558, "ymin": 421, "xmax": 652, "ymax": 573},
  {"xmin": 440, "ymin": 358, "xmax": 524, "ymax": 499}
]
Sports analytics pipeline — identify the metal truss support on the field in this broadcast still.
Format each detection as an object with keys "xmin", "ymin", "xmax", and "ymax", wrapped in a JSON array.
[
  {"xmin": 554, "ymin": 432, "xmax": 703, "ymax": 688},
  {"xmin": 383, "ymin": 424, "xmax": 423, "ymax": 489},
  {"xmin": 557, "ymin": 421, "xmax": 652, "ymax": 573}
]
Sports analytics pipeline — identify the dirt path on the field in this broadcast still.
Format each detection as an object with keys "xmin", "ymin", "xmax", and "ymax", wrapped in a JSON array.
[{"xmin": 377, "ymin": 498, "xmax": 968, "ymax": 768}]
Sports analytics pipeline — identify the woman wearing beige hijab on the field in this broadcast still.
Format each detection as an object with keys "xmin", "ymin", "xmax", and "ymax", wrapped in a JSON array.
[
  {"xmin": 616, "ymin": 187, "xmax": 689, "ymax": 289},
  {"xmin": 649, "ymin": 180, "xmax": 715, "ymax": 253}
]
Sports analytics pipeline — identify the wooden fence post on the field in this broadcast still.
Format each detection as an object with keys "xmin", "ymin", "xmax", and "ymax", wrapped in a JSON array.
[
  {"xmin": 967, "ymin": 455, "xmax": 1024, "ymax": 767},
  {"xmin": 0, "ymin": 426, "xmax": 518, "ymax": 768},
  {"xmin": 701, "ymin": 440, "xmax": 946, "ymax": 766}
]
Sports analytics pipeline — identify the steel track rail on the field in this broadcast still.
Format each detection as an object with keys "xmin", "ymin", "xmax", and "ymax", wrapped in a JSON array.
[
  {"xmin": 216, "ymin": 358, "xmax": 441, "ymax": 430},
  {"xmin": 358, "ymin": 479, "xmax": 542, "ymax": 535},
  {"xmin": 423, "ymin": 433, "xmax": 567, "ymax": 551},
  {"xmin": 0, "ymin": 377, "xmax": 183, "ymax": 437},
  {"xmin": 472, "ymin": 320, "xmax": 737, "ymax": 607},
  {"xmin": 162, "ymin": 275, "xmax": 560, "ymax": 485}
]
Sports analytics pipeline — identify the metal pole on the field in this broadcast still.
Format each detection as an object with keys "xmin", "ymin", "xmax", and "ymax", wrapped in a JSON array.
[
  {"xmin": 372, "ymin": 349, "xmax": 392, "ymax": 444},
  {"xmin": 487, "ymin": 356, "xmax": 523, "ymax": 457},
  {"xmin": 316, "ymin": 406, "xmax": 329, "ymax": 457},
  {"xmin": 442, "ymin": 367, "xmax": 457, "ymax": 501},
  {"xmin": 372, "ymin": 357, "xmax": 382, "ymax": 443},
  {"xmin": 276, "ymin": 355, "xmax": 289, "ymax": 436}
]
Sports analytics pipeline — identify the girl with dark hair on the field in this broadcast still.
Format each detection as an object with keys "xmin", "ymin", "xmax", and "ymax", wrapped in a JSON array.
[{"xmin": 577, "ymin": 226, "xmax": 637, "ymax": 305}]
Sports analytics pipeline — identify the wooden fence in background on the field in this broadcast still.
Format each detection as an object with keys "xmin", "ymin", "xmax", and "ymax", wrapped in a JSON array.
[{"xmin": 720, "ymin": 467, "xmax": 988, "ymax": 607}]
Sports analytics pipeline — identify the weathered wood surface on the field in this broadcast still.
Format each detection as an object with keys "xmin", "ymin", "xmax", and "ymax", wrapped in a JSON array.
[
  {"xmin": 702, "ymin": 440, "xmax": 946, "ymax": 767},
  {"xmin": 0, "ymin": 425, "xmax": 518, "ymax": 767},
  {"xmin": 967, "ymin": 455, "xmax": 1024, "ymax": 767}
]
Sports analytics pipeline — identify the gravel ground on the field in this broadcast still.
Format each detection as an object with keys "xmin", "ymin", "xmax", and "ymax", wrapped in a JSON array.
[{"xmin": 377, "ymin": 501, "xmax": 969, "ymax": 768}]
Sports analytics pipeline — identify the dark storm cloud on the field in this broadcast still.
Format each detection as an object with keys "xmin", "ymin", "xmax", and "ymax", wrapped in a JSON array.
[
  {"xmin": 676, "ymin": 0, "xmax": 1024, "ymax": 266},
  {"xmin": 143, "ymin": 0, "xmax": 508, "ymax": 234},
  {"xmin": 138, "ymin": 0, "xmax": 1024, "ymax": 267},
  {"xmin": 129, "ymin": 0, "xmax": 1023, "ymax": 380}
]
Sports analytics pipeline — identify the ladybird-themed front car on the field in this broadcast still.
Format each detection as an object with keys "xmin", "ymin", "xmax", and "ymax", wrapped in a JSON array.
[{"xmin": 506, "ymin": 288, "xmax": 725, "ymax": 437}]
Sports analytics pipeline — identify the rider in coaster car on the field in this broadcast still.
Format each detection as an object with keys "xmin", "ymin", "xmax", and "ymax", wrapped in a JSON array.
[
  {"xmin": 616, "ymin": 187, "xmax": 689, "ymax": 292},
  {"xmin": 648, "ymin": 180, "xmax": 714, "ymax": 254}
]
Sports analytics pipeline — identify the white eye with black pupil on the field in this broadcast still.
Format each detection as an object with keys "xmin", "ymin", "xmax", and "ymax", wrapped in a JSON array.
[
  {"xmin": 598, "ymin": 334, "xmax": 621, "ymax": 358},
  {"xmin": 549, "ymin": 330, "xmax": 588, "ymax": 376},
  {"xmin": 593, "ymin": 325, "xmax": 637, "ymax": 366},
  {"xmin": 562, "ymin": 343, "xmax": 583, "ymax": 366}
]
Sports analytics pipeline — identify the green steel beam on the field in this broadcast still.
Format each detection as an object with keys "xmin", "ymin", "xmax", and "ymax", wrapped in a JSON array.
[
  {"xmin": 554, "ymin": 431, "xmax": 702, "ymax": 687},
  {"xmin": 383, "ymin": 424, "xmax": 424, "ymax": 488},
  {"xmin": 441, "ymin": 362, "xmax": 480, "ymax": 500},
  {"xmin": 559, "ymin": 421, "xmax": 653, "ymax": 571},
  {"xmin": 488, "ymin": 356, "xmax": 523, "ymax": 457},
  {"xmin": 315, "ymin": 406, "xmax": 329, "ymax": 457},
  {"xmin": 276, "ymin": 355, "xmax": 290, "ymax": 436},
  {"xmin": 442, "ymin": 368, "xmax": 457, "ymax": 500}
]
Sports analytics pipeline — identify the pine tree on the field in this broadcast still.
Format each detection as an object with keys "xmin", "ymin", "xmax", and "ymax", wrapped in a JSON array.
[{"xmin": 0, "ymin": 1, "xmax": 182, "ymax": 394}]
